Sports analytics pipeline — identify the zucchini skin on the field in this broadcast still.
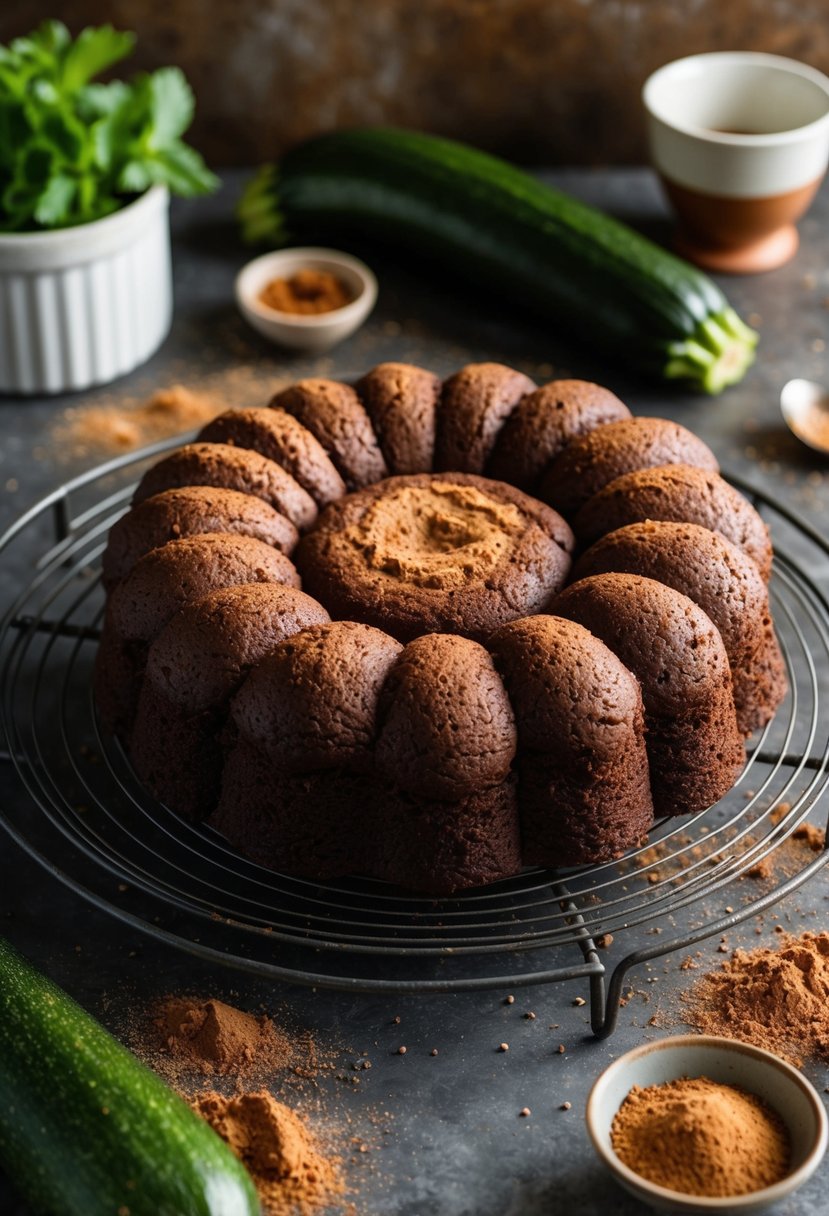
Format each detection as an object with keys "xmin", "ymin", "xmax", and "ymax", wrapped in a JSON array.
[
  {"xmin": 0, "ymin": 937, "xmax": 260, "ymax": 1216},
  {"xmin": 239, "ymin": 128, "xmax": 757, "ymax": 393}
]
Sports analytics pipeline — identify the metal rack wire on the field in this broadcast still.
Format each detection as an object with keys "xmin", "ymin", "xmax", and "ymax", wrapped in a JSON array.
[{"xmin": 2, "ymin": 439, "xmax": 828, "ymax": 1037}]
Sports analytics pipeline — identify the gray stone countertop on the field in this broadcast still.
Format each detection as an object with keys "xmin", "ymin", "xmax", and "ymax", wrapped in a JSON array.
[{"xmin": 0, "ymin": 168, "xmax": 828, "ymax": 1216}]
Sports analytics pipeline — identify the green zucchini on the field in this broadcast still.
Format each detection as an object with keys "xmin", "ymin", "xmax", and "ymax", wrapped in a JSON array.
[
  {"xmin": 0, "ymin": 936, "xmax": 259, "ymax": 1216},
  {"xmin": 238, "ymin": 127, "xmax": 758, "ymax": 394}
]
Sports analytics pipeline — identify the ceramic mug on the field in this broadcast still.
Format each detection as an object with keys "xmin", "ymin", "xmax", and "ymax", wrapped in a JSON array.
[{"xmin": 643, "ymin": 52, "xmax": 829, "ymax": 273}]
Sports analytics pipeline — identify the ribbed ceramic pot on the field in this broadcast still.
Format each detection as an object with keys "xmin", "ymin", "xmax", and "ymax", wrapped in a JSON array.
[{"xmin": 0, "ymin": 185, "xmax": 172, "ymax": 395}]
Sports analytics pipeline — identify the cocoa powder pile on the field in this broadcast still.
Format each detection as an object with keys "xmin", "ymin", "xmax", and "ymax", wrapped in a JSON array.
[
  {"xmin": 153, "ymin": 996, "xmax": 296, "ymax": 1082},
  {"xmin": 193, "ymin": 1090, "xmax": 345, "ymax": 1216},
  {"xmin": 611, "ymin": 1076, "xmax": 789, "ymax": 1197},
  {"xmin": 684, "ymin": 931, "xmax": 829, "ymax": 1066}
]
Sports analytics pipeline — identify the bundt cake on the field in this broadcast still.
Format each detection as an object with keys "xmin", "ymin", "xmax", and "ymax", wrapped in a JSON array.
[{"xmin": 95, "ymin": 362, "xmax": 787, "ymax": 895}]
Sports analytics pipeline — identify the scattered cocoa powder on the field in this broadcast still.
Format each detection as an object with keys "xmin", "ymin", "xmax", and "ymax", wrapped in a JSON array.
[
  {"xmin": 193, "ymin": 1090, "xmax": 345, "ymax": 1216},
  {"xmin": 52, "ymin": 386, "xmax": 227, "ymax": 461},
  {"xmin": 792, "ymin": 822, "xmax": 825, "ymax": 851},
  {"xmin": 684, "ymin": 931, "xmax": 829, "ymax": 1066},
  {"xmin": 746, "ymin": 856, "xmax": 774, "ymax": 880},
  {"xmin": 155, "ymin": 997, "xmax": 295, "ymax": 1079},
  {"xmin": 259, "ymin": 269, "xmax": 353, "ymax": 315},
  {"xmin": 745, "ymin": 815, "xmax": 825, "ymax": 881},
  {"xmin": 611, "ymin": 1076, "xmax": 789, "ymax": 1197}
]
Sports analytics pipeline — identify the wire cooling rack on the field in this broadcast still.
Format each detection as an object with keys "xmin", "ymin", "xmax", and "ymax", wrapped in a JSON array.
[{"xmin": 1, "ymin": 438, "xmax": 828, "ymax": 1037}]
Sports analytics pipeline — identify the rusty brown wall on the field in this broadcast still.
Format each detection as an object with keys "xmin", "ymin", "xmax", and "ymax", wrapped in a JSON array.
[{"xmin": 7, "ymin": 0, "xmax": 828, "ymax": 164}]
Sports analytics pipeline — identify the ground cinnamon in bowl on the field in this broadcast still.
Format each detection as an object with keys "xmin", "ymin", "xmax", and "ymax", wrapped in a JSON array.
[
  {"xmin": 259, "ymin": 269, "xmax": 354, "ymax": 315},
  {"xmin": 611, "ymin": 1076, "xmax": 790, "ymax": 1198},
  {"xmin": 193, "ymin": 1090, "xmax": 345, "ymax": 1215}
]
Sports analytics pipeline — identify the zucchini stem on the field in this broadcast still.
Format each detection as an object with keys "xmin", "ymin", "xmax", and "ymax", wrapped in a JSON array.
[{"xmin": 665, "ymin": 310, "xmax": 758, "ymax": 394}]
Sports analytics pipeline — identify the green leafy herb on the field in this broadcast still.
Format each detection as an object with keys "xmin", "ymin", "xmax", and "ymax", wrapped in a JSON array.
[{"xmin": 0, "ymin": 20, "xmax": 218, "ymax": 231}]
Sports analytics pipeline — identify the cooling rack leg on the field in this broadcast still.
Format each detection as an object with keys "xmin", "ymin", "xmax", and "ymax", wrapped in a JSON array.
[
  {"xmin": 554, "ymin": 882, "xmax": 608, "ymax": 1035},
  {"xmin": 588, "ymin": 968, "xmax": 608, "ymax": 1037},
  {"xmin": 591, "ymin": 846, "xmax": 829, "ymax": 1040},
  {"xmin": 52, "ymin": 496, "xmax": 70, "ymax": 543},
  {"xmin": 591, "ymin": 958, "xmax": 632, "ymax": 1039}
]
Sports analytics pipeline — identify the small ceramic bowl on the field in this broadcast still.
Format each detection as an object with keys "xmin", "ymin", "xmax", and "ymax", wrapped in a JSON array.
[
  {"xmin": 586, "ymin": 1034, "xmax": 828, "ymax": 1213},
  {"xmin": 235, "ymin": 246, "xmax": 377, "ymax": 353},
  {"xmin": 643, "ymin": 53, "xmax": 829, "ymax": 273}
]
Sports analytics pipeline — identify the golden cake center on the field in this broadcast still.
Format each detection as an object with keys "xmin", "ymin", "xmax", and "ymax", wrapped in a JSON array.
[{"xmin": 348, "ymin": 481, "xmax": 525, "ymax": 590}]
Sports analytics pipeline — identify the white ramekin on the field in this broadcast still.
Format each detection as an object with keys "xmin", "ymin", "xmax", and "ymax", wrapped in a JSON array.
[
  {"xmin": 235, "ymin": 247, "xmax": 377, "ymax": 354},
  {"xmin": 0, "ymin": 185, "xmax": 173, "ymax": 395}
]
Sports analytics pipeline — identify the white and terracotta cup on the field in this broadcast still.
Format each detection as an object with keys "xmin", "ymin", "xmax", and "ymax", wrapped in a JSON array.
[{"xmin": 643, "ymin": 52, "xmax": 829, "ymax": 273}]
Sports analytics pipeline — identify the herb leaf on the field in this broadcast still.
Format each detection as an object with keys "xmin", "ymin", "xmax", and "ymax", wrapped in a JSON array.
[
  {"xmin": 148, "ymin": 67, "xmax": 194, "ymax": 145},
  {"xmin": 34, "ymin": 173, "xmax": 76, "ymax": 225},
  {"xmin": 60, "ymin": 26, "xmax": 135, "ymax": 93},
  {"xmin": 0, "ymin": 22, "xmax": 217, "ymax": 231}
]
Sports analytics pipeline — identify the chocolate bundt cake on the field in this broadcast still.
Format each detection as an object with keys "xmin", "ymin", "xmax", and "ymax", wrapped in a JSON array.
[{"xmin": 95, "ymin": 362, "xmax": 787, "ymax": 895}]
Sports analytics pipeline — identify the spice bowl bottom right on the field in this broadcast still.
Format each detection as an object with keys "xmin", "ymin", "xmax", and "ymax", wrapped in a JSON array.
[{"xmin": 586, "ymin": 1034, "xmax": 828, "ymax": 1214}]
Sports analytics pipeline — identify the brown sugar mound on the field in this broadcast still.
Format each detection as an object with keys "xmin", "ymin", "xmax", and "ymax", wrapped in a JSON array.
[
  {"xmin": 156, "ymin": 997, "xmax": 295, "ymax": 1078},
  {"xmin": 611, "ymin": 1076, "xmax": 789, "ymax": 1197},
  {"xmin": 193, "ymin": 1090, "xmax": 344, "ymax": 1216},
  {"xmin": 684, "ymin": 931, "xmax": 829, "ymax": 1066}
]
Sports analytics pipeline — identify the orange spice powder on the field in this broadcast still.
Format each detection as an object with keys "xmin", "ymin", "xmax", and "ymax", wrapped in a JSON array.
[
  {"xmin": 193, "ymin": 1090, "xmax": 345, "ymax": 1216},
  {"xmin": 259, "ymin": 269, "xmax": 353, "ymax": 315}
]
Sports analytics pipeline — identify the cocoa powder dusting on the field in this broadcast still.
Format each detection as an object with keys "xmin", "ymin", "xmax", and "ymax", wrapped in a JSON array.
[
  {"xmin": 154, "ymin": 997, "xmax": 296, "ymax": 1081},
  {"xmin": 52, "ymin": 386, "xmax": 227, "ymax": 461},
  {"xmin": 684, "ymin": 931, "xmax": 829, "ymax": 1066},
  {"xmin": 746, "ymin": 813, "xmax": 824, "ymax": 880},
  {"xmin": 611, "ymin": 1076, "xmax": 789, "ymax": 1198},
  {"xmin": 792, "ymin": 822, "xmax": 825, "ymax": 851},
  {"xmin": 193, "ymin": 1090, "xmax": 345, "ymax": 1216}
]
